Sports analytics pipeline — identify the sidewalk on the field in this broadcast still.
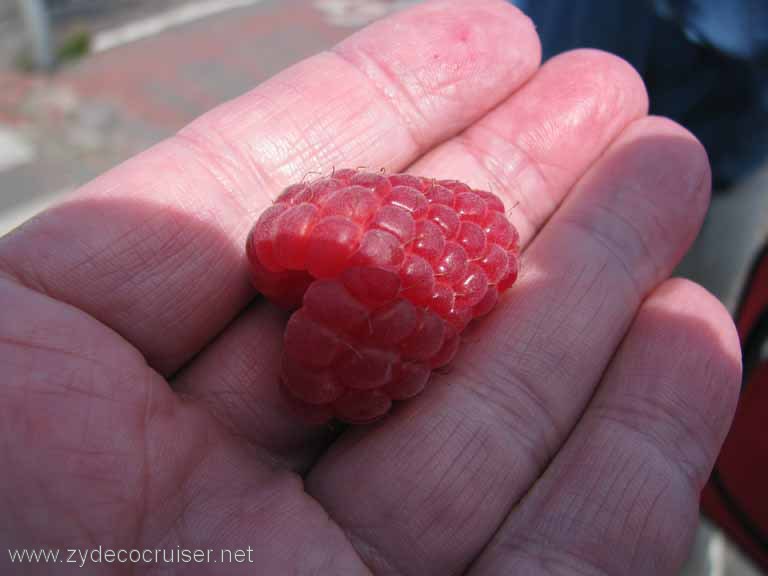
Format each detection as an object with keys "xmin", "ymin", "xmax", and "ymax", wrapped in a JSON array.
[{"xmin": 0, "ymin": 0, "xmax": 417, "ymax": 233}]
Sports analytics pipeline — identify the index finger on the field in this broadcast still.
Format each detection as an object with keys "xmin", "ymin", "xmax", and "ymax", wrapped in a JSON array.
[{"xmin": 0, "ymin": 0, "xmax": 540, "ymax": 374}]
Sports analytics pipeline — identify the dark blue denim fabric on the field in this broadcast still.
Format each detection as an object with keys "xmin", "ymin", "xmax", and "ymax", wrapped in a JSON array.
[{"xmin": 509, "ymin": 0, "xmax": 768, "ymax": 187}]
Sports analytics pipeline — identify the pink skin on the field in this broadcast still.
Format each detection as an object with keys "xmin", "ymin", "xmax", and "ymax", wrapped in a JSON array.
[{"xmin": 0, "ymin": 1, "xmax": 741, "ymax": 575}]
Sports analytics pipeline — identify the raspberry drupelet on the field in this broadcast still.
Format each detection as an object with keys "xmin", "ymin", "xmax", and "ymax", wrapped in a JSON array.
[{"xmin": 246, "ymin": 170, "xmax": 520, "ymax": 423}]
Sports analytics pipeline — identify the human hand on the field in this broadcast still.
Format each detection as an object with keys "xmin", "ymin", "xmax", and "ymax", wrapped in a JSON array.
[{"xmin": 0, "ymin": 1, "xmax": 741, "ymax": 574}]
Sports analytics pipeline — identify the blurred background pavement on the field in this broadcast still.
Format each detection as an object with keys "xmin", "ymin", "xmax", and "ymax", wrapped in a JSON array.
[{"xmin": 0, "ymin": 0, "xmax": 417, "ymax": 233}]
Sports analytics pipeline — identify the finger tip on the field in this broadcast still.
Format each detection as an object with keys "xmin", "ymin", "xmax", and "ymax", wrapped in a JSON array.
[
  {"xmin": 479, "ymin": 0, "xmax": 543, "ymax": 66},
  {"xmin": 644, "ymin": 278, "xmax": 742, "ymax": 433},
  {"xmin": 393, "ymin": 0, "xmax": 543, "ymax": 79},
  {"xmin": 547, "ymin": 48, "xmax": 650, "ymax": 118},
  {"xmin": 652, "ymin": 278, "xmax": 741, "ymax": 368},
  {"xmin": 633, "ymin": 115, "xmax": 713, "ymax": 218}
]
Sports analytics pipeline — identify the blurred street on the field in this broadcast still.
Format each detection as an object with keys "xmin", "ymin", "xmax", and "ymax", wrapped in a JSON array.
[{"xmin": 0, "ymin": 0, "xmax": 416, "ymax": 233}]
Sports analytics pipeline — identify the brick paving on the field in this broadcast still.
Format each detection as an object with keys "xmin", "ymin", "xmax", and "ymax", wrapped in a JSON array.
[
  {"xmin": 0, "ymin": 0, "xmax": 361, "ymax": 231},
  {"xmin": 59, "ymin": 0, "xmax": 349, "ymax": 129}
]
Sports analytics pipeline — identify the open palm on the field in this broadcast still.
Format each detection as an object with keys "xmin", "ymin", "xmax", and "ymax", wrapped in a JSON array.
[{"xmin": 0, "ymin": 1, "xmax": 741, "ymax": 574}]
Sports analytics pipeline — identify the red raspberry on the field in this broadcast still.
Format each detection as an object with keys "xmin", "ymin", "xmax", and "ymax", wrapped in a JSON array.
[{"xmin": 246, "ymin": 170, "xmax": 520, "ymax": 423}]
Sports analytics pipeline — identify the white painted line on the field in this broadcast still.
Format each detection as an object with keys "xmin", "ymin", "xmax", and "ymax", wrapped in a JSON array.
[
  {"xmin": 0, "ymin": 128, "xmax": 36, "ymax": 172},
  {"xmin": 708, "ymin": 530, "xmax": 725, "ymax": 576},
  {"xmin": 314, "ymin": 0, "xmax": 419, "ymax": 27},
  {"xmin": 92, "ymin": 0, "xmax": 266, "ymax": 53}
]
